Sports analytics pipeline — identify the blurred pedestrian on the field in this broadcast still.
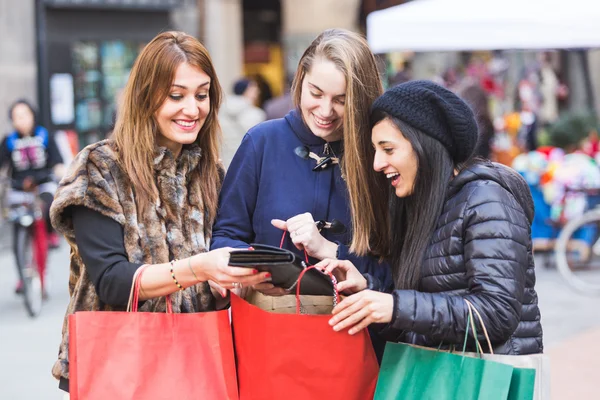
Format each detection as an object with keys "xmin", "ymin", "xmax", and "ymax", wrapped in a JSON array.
[
  {"xmin": 49, "ymin": 31, "xmax": 269, "ymax": 395},
  {"xmin": 264, "ymin": 74, "xmax": 294, "ymax": 120},
  {"xmin": 388, "ymin": 60, "xmax": 413, "ymax": 87},
  {"xmin": 459, "ymin": 83, "xmax": 495, "ymax": 159},
  {"xmin": 323, "ymin": 81, "xmax": 543, "ymax": 357},
  {"xmin": 1, "ymin": 99, "xmax": 63, "ymax": 264},
  {"xmin": 219, "ymin": 77, "xmax": 266, "ymax": 166},
  {"xmin": 253, "ymin": 73, "xmax": 273, "ymax": 108},
  {"xmin": 516, "ymin": 69, "xmax": 541, "ymax": 152}
]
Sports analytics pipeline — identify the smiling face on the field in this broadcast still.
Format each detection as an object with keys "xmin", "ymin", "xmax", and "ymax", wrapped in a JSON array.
[
  {"xmin": 372, "ymin": 118, "xmax": 418, "ymax": 198},
  {"xmin": 154, "ymin": 62, "xmax": 211, "ymax": 157},
  {"xmin": 299, "ymin": 58, "xmax": 346, "ymax": 142}
]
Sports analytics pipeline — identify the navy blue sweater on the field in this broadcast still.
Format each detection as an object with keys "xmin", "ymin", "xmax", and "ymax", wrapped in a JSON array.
[{"xmin": 211, "ymin": 110, "xmax": 391, "ymax": 287}]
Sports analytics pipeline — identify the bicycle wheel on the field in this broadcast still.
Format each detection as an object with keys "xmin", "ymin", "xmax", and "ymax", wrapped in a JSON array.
[
  {"xmin": 555, "ymin": 210, "xmax": 600, "ymax": 295},
  {"xmin": 14, "ymin": 225, "xmax": 43, "ymax": 317}
]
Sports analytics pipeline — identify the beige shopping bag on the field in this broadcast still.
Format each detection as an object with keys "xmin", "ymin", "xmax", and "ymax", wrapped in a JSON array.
[
  {"xmin": 462, "ymin": 299, "xmax": 550, "ymax": 400},
  {"xmin": 245, "ymin": 289, "xmax": 336, "ymax": 315}
]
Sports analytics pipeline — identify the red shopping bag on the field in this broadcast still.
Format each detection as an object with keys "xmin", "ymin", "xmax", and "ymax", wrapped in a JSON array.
[
  {"xmin": 231, "ymin": 267, "xmax": 379, "ymax": 400},
  {"xmin": 69, "ymin": 266, "xmax": 238, "ymax": 400}
]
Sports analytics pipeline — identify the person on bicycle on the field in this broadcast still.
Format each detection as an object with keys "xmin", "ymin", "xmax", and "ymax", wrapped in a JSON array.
[{"xmin": 1, "ymin": 99, "xmax": 63, "ymax": 293}]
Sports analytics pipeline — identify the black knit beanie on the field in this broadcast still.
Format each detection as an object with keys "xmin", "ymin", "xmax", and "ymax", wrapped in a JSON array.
[{"xmin": 371, "ymin": 80, "xmax": 478, "ymax": 164}]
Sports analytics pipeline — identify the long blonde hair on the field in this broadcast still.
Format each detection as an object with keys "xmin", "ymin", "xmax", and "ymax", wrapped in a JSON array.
[
  {"xmin": 113, "ymin": 31, "xmax": 223, "ymax": 228},
  {"xmin": 291, "ymin": 29, "xmax": 387, "ymax": 256}
]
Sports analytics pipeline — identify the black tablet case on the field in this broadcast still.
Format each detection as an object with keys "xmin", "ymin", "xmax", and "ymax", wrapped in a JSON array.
[{"xmin": 229, "ymin": 244, "xmax": 334, "ymax": 296}]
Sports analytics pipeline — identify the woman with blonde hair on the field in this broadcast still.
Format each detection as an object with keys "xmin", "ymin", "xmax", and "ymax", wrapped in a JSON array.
[
  {"xmin": 50, "ymin": 31, "xmax": 270, "ymax": 393},
  {"xmin": 213, "ymin": 28, "xmax": 390, "ymax": 288},
  {"xmin": 211, "ymin": 29, "xmax": 391, "ymax": 326}
]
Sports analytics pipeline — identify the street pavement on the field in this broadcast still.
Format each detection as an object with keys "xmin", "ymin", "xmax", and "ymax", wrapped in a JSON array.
[
  {"xmin": 0, "ymin": 239, "xmax": 599, "ymax": 399},
  {"xmin": 533, "ymin": 254, "xmax": 600, "ymax": 400},
  {"xmin": 0, "ymin": 235, "xmax": 69, "ymax": 400}
]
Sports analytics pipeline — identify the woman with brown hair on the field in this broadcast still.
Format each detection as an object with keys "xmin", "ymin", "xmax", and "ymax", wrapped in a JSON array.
[
  {"xmin": 50, "ymin": 31, "xmax": 270, "ymax": 393},
  {"xmin": 211, "ymin": 28, "xmax": 391, "ymax": 295}
]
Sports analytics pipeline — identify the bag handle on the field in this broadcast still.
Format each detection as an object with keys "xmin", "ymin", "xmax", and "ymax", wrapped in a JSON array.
[
  {"xmin": 279, "ymin": 231, "xmax": 338, "ymax": 313},
  {"xmin": 126, "ymin": 264, "xmax": 173, "ymax": 313},
  {"xmin": 462, "ymin": 301, "xmax": 484, "ymax": 356},
  {"xmin": 463, "ymin": 299, "xmax": 494, "ymax": 355},
  {"xmin": 280, "ymin": 231, "xmax": 310, "ymax": 265},
  {"xmin": 295, "ymin": 265, "xmax": 340, "ymax": 314}
]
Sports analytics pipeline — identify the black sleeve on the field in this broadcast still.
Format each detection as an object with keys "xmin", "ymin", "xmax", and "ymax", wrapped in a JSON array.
[
  {"xmin": 45, "ymin": 132, "xmax": 63, "ymax": 168},
  {"xmin": 0, "ymin": 137, "xmax": 10, "ymax": 170},
  {"xmin": 72, "ymin": 206, "xmax": 142, "ymax": 307}
]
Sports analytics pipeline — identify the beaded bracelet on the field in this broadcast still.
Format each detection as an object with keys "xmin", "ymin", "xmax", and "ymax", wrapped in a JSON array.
[{"xmin": 170, "ymin": 260, "xmax": 184, "ymax": 291}]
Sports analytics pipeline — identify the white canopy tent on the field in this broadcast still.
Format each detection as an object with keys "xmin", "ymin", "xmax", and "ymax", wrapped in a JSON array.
[{"xmin": 367, "ymin": 0, "xmax": 600, "ymax": 53}]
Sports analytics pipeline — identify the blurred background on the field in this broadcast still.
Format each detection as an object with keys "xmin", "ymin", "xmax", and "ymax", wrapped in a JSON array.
[{"xmin": 1, "ymin": 0, "xmax": 599, "ymax": 399}]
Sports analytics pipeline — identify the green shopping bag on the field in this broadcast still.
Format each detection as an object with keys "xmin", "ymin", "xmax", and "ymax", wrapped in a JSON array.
[
  {"xmin": 507, "ymin": 367, "xmax": 536, "ymax": 400},
  {"xmin": 460, "ymin": 300, "xmax": 538, "ymax": 400},
  {"xmin": 374, "ymin": 342, "xmax": 514, "ymax": 400},
  {"xmin": 374, "ymin": 299, "xmax": 535, "ymax": 400}
]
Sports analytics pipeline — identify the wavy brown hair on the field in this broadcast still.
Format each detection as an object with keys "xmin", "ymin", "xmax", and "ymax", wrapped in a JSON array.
[
  {"xmin": 290, "ymin": 29, "xmax": 386, "ymax": 256},
  {"xmin": 113, "ymin": 31, "xmax": 223, "ymax": 231}
]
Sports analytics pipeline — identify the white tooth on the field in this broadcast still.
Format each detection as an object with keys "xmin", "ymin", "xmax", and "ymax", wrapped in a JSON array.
[{"xmin": 315, "ymin": 116, "xmax": 332, "ymax": 125}]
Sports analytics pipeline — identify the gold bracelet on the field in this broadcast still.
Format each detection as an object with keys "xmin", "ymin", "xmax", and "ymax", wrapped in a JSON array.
[
  {"xmin": 188, "ymin": 257, "xmax": 200, "ymax": 283},
  {"xmin": 170, "ymin": 260, "xmax": 183, "ymax": 291}
]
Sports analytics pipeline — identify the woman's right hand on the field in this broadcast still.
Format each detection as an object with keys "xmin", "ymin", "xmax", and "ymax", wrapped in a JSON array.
[{"xmin": 195, "ymin": 247, "xmax": 271, "ymax": 290}]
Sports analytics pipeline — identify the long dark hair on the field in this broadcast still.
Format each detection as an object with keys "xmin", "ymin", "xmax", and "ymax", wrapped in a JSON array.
[{"xmin": 372, "ymin": 112, "xmax": 456, "ymax": 289}]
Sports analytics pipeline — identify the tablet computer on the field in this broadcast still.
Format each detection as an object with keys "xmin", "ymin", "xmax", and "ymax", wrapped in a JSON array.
[{"xmin": 229, "ymin": 244, "xmax": 334, "ymax": 296}]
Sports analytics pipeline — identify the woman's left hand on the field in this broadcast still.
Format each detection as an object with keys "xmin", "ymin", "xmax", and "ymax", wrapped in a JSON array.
[{"xmin": 329, "ymin": 290, "xmax": 394, "ymax": 335}]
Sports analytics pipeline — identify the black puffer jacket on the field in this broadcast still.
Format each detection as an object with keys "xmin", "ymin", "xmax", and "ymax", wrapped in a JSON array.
[{"xmin": 379, "ymin": 161, "xmax": 543, "ymax": 355}]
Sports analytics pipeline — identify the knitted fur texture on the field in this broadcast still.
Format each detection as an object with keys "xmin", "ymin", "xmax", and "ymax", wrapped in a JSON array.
[{"xmin": 50, "ymin": 139, "xmax": 218, "ymax": 381}]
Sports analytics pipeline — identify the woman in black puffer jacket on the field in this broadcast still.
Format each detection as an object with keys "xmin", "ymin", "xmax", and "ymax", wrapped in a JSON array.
[{"xmin": 320, "ymin": 80, "xmax": 543, "ymax": 355}]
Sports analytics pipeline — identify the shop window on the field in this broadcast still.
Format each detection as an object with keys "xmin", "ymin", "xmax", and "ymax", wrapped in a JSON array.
[{"xmin": 72, "ymin": 40, "xmax": 144, "ymax": 145}]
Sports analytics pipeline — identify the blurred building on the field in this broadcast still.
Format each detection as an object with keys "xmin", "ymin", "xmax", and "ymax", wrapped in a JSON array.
[
  {"xmin": 0, "ymin": 1, "xmax": 37, "ymax": 136},
  {"xmin": 0, "ymin": 0, "xmax": 405, "ymax": 144},
  {"xmin": 3, "ymin": 0, "xmax": 597, "ymax": 149},
  {"xmin": 212, "ymin": 0, "xmax": 365, "ymax": 108},
  {"xmin": 1, "ymin": 0, "xmax": 198, "ymax": 145}
]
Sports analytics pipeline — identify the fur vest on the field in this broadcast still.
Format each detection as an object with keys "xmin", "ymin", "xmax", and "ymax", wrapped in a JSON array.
[{"xmin": 50, "ymin": 139, "xmax": 218, "ymax": 381}]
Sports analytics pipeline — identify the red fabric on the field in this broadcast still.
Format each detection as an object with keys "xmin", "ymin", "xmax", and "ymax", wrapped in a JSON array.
[
  {"xmin": 536, "ymin": 145, "xmax": 555, "ymax": 157},
  {"xmin": 68, "ymin": 271, "xmax": 239, "ymax": 399},
  {"xmin": 32, "ymin": 218, "xmax": 47, "ymax": 290},
  {"xmin": 231, "ymin": 293, "xmax": 379, "ymax": 400},
  {"xmin": 65, "ymin": 129, "xmax": 80, "ymax": 156}
]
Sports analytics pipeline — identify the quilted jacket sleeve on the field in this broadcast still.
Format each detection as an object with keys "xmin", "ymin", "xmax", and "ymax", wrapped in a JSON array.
[{"xmin": 380, "ymin": 183, "xmax": 529, "ymax": 348}]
